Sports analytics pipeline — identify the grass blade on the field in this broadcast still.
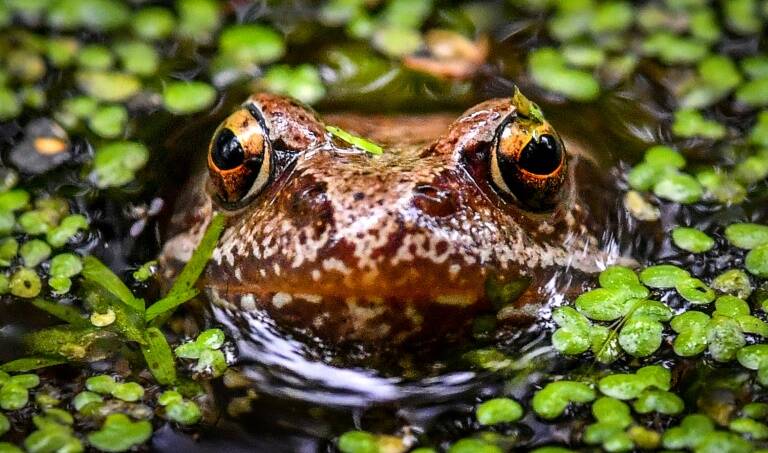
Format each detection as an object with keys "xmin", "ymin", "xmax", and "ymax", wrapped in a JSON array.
[
  {"xmin": 0, "ymin": 357, "xmax": 67, "ymax": 372},
  {"xmin": 82, "ymin": 256, "xmax": 145, "ymax": 312},
  {"xmin": 145, "ymin": 213, "xmax": 224, "ymax": 322},
  {"xmin": 31, "ymin": 298, "xmax": 89, "ymax": 327},
  {"xmin": 141, "ymin": 327, "xmax": 177, "ymax": 385}
]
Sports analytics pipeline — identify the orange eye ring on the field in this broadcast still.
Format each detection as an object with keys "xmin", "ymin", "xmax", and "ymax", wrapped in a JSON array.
[
  {"xmin": 207, "ymin": 104, "xmax": 273, "ymax": 206},
  {"xmin": 490, "ymin": 115, "xmax": 567, "ymax": 210}
]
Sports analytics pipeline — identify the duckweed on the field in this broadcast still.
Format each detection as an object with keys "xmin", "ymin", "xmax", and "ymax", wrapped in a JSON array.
[
  {"xmin": 261, "ymin": 65, "xmax": 326, "ymax": 105},
  {"xmin": 476, "ymin": 398, "xmax": 524, "ymax": 425},
  {"xmin": 0, "ymin": 373, "xmax": 39, "ymax": 410},
  {"xmin": 711, "ymin": 269, "xmax": 753, "ymax": 299},
  {"xmin": 672, "ymin": 109, "xmax": 727, "ymax": 140},
  {"xmin": 115, "ymin": 42, "xmax": 159, "ymax": 76},
  {"xmin": 671, "ymin": 311, "xmax": 710, "ymax": 356},
  {"xmin": 9, "ymin": 268, "xmax": 41, "ymax": 298},
  {"xmin": 551, "ymin": 306, "xmax": 591, "ymax": 354},
  {"xmin": 676, "ymin": 277, "xmax": 716, "ymax": 304},
  {"xmin": 174, "ymin": 329, "xmax": 227, "ymax": 377},
  {"xmin": 652, "ymin": 172, "xmax": 704, "ymax": 203},
  {"xmin": 672, "ymin": 227, "xmax": 715, "ymax": 253},
  {"xmin": 76, "ymin": 70, "xmax": 141, "ymax": 102},
  {"xmin": 662, "ymin": 414, "xmax": 715, "ymax": 450},
  {"xmin": 77, "ymin": 45, "xmax": 114, "ymax": 70},
  {"xmin": 338, "ymin": 430, "xmax": 378, "ymax": 453},
  {"xmin": 639, "ymin": 264, "xmax": 690, "ymax": 288},
  {"xmin": 88, "ymin": 104, "xmax": 128, "ymax": 138},
  {"xmin": 632, "ymin": 389, "xmax": 684, "ymax": 415},
  {"xmin": 218, "ymin": 25, "xmax": 285, "ymax": 68},
  {"xmin": 87, "ymin": 413, "xmax": 152, "ymax": 452},
  {"xmin": 132, "ymin": 7, "xmax": 176, "ymax": 40},
  {"xmin": 162, "ymin": 81, "xmax": 217, "ymax": 115},
  {"xmin": 726, "ymin": 223, "xmax": 768, "ymax": 249},
  {"xmin": 19, "ymin": 240, "xmax": 51, "ymax": 267},
  {"xmin": 158, "ymin": 390, "xmax": 201, "ymax": 425},
  {"xmin": 746, "ymin": 244, "xmax": 768, "ymax": 277},
  {"xmin": 528, "ymin": 48, "xmax": 600, "ymax": 102},
  {"xmin": 91, "ymin": 141, "xmax": 148, "ymax": 188},
  {"xmin": 597, "ymin": 365, "xmax": 670, "ymax": 400},
  {"xmin": 532, "ymin": 381, "xmax": 595, "ymax": 419}
]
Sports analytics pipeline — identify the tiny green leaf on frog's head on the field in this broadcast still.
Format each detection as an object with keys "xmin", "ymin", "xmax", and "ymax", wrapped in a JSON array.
[
  {"xmin": 325, "ymin": 125, "xmax": 383, "ymax": 155},
  {"xmin": 511, "ymin": 86, "xmax": 544, "ymax": 123}
]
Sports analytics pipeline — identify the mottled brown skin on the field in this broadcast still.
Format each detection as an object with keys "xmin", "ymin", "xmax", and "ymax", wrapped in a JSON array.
[{"xmin": 161, "ymin": 92, "xmax": 613, "ymax": 345}]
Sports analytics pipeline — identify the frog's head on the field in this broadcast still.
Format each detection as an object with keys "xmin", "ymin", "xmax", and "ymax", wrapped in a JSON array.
[{"xmin": 164, "ymin": 92, "xmax": 604, "ymax": 344}]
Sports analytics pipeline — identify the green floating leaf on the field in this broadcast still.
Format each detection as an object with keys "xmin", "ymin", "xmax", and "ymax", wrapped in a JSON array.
[
  {"xmin": 87, "ymin": 413, "xmax": 152, "ymax": 452},
  {"xmin": 662, "ymin": 414, "xmax": 714, "ymax": 450},
  {"xmin": 671, "ymin": 311, "xmax": 710, "ymax": 357},
  {"xmin": 706, "ymin": 315, "xmax": 745, "ymax": 362},
  {"xmin": 261, "ymin": 64, "xmax": 326, "ymax": 105},
  {"xmin": 90, "ymin": 141, "xmax": 148, "ymax": 188},
  {"xmin": 115, "ymin": 41, "xmax": 159, "ymax": 76},
  {"xmin": 652, "ymin": 172, "xmax": 704, "ymax": 204},
  {"xmin": 178, "ymin": 0, "xmax": 221, "ymax": 41},
  {"xmin": 672, "ymin": 227, "xmax": 714, "ymax": 253},
  {"xmin": 338, "ymin": 431, "xmax": 378, "ymax": 453},
  {"xmin": 528, "ymin": 48, "xmax": 600, "ymax": 102},
  {"xmin": 633, "ymin": 389, "xmax": 684, "ymax": 415},
  {"xmin": 48, "ymin": 0, "xmax": 130, "ymax": 30},
  {"xmin": 725, "ymin": 223, "xmax": 768, "ymax": 249},
  {"xmin": 132, "ymin": 7, "xmax": 176, "ymax": 40},
  {"xmin": 574, "ymin": 287, "xmax": 635, "ymax": 321},
  {"xmin": 532, "ymin": 381, "xmax": 595, "ymax": 420},
  {"xmin": 745, "ymin": 244, "xmax": 768, "ymax": 278},
  {"xmin": 162, "ymin": 81, "xmax": 217, "ymax": 115},
  {"xmin": 218, "ymin": 24, "xmax": 285, "ymax": 66},
  {"xmin": 711, "ymin": 269, "xmax": 753, "ymax": 300},
  {"xmin": 476, "ymin": 398, "xmax": 524, "ymax": 425},
  {"xmin": 88, "ymin": 104, "xmax": 128, "ymax": 139},
  {"xmin": 76, "ymin": 70, "xmax": 141, "ymax": 102},
  {"xmin": 672, "ymin": 109, "xmax": 726, "ymax": 139},
  {"xmin": 618, "ymin": 314, "xmax": 664, "ymax": 357},
  {"xmin": 551, "ymin": 306, "xmax": 591, "ymax": 355},
  {"xmin": 598, "ymin": 365, "xmax": 670, "ymax": 400},
  {"xmin": 77, "ymin": 45, "xmax": 113, "ymax": 70},
  {"xmin": 146, "ymin": 213, "xmax": 225, "ymax": 322},
  {"xmin": 326, "ymin": 125, "xmax": 384, "ymax": 155},
  {"xmin": 9, "ymin": 268, "xmax": 41, "ymax": 298},
  {"xmin": 676, "ymin": 277, "xmax": 715, "ymax": 304},
  {"xmin": 639, "ymin": 264, "xmax": 689, "ymax": 288}
]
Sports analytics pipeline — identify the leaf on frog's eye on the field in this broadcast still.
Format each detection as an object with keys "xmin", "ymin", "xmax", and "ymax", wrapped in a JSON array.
[
  {"xmin": 145, "ymin": 213, "xmax": 225, "ymax": 322},
  {"xmin": 82, "ymin": 256, "xmax": 145, "ymax": 312},
  {"xmin": 325, "ymin": 125, "xmax": 384, "ymax": 155},
  {"xmin": 0, "ymin": 357, "xmax": 67, "ymax": 373},
  {"xmin": 512, "ymin": 86, "xmax": 544, "ymax": 123}
]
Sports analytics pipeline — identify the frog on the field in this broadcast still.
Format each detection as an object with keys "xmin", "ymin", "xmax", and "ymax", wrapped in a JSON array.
[{"xmin": 160, "ymin": 90, "xmax": 622, "ymax": 346}]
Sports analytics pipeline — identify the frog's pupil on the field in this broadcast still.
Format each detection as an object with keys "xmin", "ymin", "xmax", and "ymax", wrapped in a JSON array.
[
  {"xmin": 518, "ymin": 134, "xmax": 561, "ymax": 175},
  {"xmin": 212, "ymin": 128, "xmax": 244, "ymax": 170}
]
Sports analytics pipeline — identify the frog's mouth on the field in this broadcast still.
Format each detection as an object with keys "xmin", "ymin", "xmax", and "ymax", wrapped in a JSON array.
[{"xmin": 205, "ymin": 285, "xmax": 496, "ymax": 343}]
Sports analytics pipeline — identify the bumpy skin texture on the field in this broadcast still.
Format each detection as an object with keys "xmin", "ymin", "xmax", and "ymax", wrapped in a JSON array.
[{"xmin": 161, "ymin": 93, "xmax": 613, "ymax": 345}]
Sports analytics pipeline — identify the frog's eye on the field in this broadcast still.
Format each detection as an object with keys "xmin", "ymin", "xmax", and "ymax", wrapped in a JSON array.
[
  {"xmin": 207, "ymin": 105, "xmax": 272, "ymax": 206},
  {"xmin": 490, "ymin": 116, "xmax": 566, "ymax": 210}
]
